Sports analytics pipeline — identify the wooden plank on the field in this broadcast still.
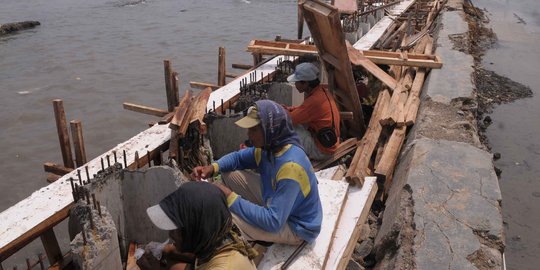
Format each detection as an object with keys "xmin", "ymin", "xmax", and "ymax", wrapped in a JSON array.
[
  {"xmin": 313, "ymin": 138, "xmax": 358, "ymax": 171},
  {"xmin": 70, "ymin": 120, "xmax": 87, "ymax": 167},
  {"xmin": 190, "ymin": 87, "xmax": 212, "ymax": 133},
  {"xmin": 353, "ymin": 0, "xmax": 416, "ymax": 51},
  {"xmin": 170, "ymin": 90, "xmax": 194, "ymax": 135},
  {"xmin": 123, "ymin": 102, "xmax": 169, "ymax": 117},
  {"xmin": 0, "ymin": 204, "xmax": 72, "ymax": 261},
  {"xmin": 247, "ymin": 40, "xmax": 442, "ymax": 68},
  {"xmin": 324, "ymin": 177, "xmax": 377, "ymax": 270},
  {"xmin": 218, "ymin": 47, "xmax": 226, "ymax": 86},
  {"xmin": 52, "ymin": 99, "xmax": 75, "ymax": 169},
  {"xmin": 374, "ymin": 125, "xmax": 407, "ymax": 192},
  {"xmin": 40, "ymin": 228, "xmax": 62, "ymax": 265},
  {"xmin": 190, "ymin": 81, "xmax": 220, "ymax": 91},
  {"xmin": 43, "ymin": 162, "xmax": 73, "ymax": 176},
  {"xmin": 404, "ymin": 37, "xmax": 433, "ymax": 126},
  {"xmin": 348, "ymin": 89, "xmax": 391, "ymax": 185},
  {"xmin": 258, "ymin": 179, "xmax": 349, "ymax": 269},
  {"xmin": 347, "ymin": 44, "xmax": 399, "ymax": 90},
  {"xmin": 0, "ymin": 124, "xmax": 172, "ymax": 256},
  {"xmin": 302, "ymin": 0, "xmax": 365, "ymax": 137}
]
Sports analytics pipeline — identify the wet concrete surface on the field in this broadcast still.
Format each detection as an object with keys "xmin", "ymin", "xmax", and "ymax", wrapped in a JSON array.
[{"xmin": 472, "ymin": 0, "xmax": 540, "ymax": 269}]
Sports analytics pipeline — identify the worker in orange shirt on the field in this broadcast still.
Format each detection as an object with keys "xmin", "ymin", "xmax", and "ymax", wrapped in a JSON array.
[{"xmin": 284, "ymin": 62, "xmax": 340, "ymax": 161}]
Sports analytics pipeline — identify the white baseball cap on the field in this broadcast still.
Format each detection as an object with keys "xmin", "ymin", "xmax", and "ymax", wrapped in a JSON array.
[{"xmin": 287, "ymin": 62, "xmax": 320, "ymax": 82}]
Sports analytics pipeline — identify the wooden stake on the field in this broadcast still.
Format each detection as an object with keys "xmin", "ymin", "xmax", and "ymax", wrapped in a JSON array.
[
  {"xmin": 218, "ymin": 47, "xmax": 226, "ymax": 86},
  {"xmin": 70, "ymin": 120, "xmax": 87, "ymax": 167},
  {"xmin": 375, "ymin": 126, "xmax": 406, "ymax": 194},
  {"xmin": 297, "ymin": 0, "xmax": 305, "ymax": 39},
  {"xmin": 52, "ymin": 99, "xmax": 74, "ymax": 169},
  {"xmin": 40, "ymin": 228, "xmax": 62, "ymax": 265},
  {"xmin": 163, "ymin": 60, "xmax": 175, "ymax": 112}
]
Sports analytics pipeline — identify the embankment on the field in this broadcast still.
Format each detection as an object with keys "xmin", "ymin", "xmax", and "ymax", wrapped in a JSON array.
[{"xmin": 372, "ymin": 0, "xmax": 504, "ymax": 269}]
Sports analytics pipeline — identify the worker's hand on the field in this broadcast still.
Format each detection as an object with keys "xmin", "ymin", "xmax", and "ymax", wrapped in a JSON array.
[
  {"xmin": 136, "ymin": 252, "xmax": 163, "ymax": 270},
  {"xmin": 191, "ymin": 165, "xmax": 214, "ymax": 180},
  {"xmin": 213, "ymin": 182, "xmax": 232, "ymax": 197}
]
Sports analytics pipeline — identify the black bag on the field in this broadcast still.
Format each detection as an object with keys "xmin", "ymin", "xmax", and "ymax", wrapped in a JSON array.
[
  {"xmin": 317, "ymin": 126, "xmax": 337, "ymax": 148},
  {"xmin": 316, "ymin": 89, "xmax": 338, "ymax": 148}
]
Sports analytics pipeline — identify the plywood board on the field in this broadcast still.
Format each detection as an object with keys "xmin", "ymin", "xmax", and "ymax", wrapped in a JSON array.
[
  {"xmin": 353, "ymin": 0, "xmax": 416, "ymax": 50},
  {"xmin": 324, "ymin": 177, "xmax": 377, "ymax": 270},
  {"xmin": 258, "ymin": 178, "xmax": 349, "ymax": 269}
]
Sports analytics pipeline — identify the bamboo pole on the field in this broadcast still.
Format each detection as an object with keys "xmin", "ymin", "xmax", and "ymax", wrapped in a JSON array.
[
  {"xmin": 52, "ymin": 99, "xmax": 74, "ymax": 169},
  {"xmin": 70, "ymin": 120, "xmax": 87, "ymax": 167},
  {"xmin": 218, "ymin": 47, "xmax": 226, "ymax": 86}
]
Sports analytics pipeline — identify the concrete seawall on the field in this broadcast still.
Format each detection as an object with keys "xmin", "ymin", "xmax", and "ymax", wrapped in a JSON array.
[{"xmin": 373, "ymin": 1, "xmax": 504, "ymax": 269}]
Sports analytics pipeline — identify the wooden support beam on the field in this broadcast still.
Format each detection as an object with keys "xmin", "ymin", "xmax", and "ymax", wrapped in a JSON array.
[
  {"xmin": 301, "ymin": 0, "xmax": 365, "ymax": 137},
  {"xmin": 0, "ymin": 204, "xmax": 72, "ymax": 261},
  {"xmin": 190, "ymin": 87, "xmax": 212, "ymax": 134},
  {"xmin": 189, "ymin": 81, "xmax": 220, "ymax": 91},
  {"xmin": 346, "ymin": 89, "xmax": 391, "ymax": 186},
  {"xmin": 70, "ymin": 120, "xmax": 87, "ymax": 167},
  {"xmin": 347, "ymin": 44, "xmax": 399, "ymax": 90},
  {"xmin": 218, "ymin": 47, "xmax": 226, "ymax": 86},
  {"xmin": 170, "ymin": 90, "xmax": 194, "ymax": 137},
  {"xmin": 297, "ymin": 0, "xmax": 305, "ymax": 39},
  {"xmin": 247, "ymin": 39, "xmax": 442, "ymax": 68},
  {"xmin": 225, "ymin": 73, "xmax": 238, "ymax": 78},
  {"xmin": 375, "ymin": 126, "xmax": 407, "ymax": 194},
  {"xmin": 404, "ymin": 36, "xmax": 433, "ymax": 125},
  {"xmin": 122, "ymin": 102, "xmax": 169, "ymax": 117},
  {"xmin": 43, "ymin": 162, "xmax": 73, "ymax": 175},
  {"xmin": 40, "ymin": 228, "xmax": 62, "ymax": 265},
  {"xmin": 52, "ymin": 99, "xmax": 74, "ymax": 169},
  {"xmin": 163, "ymin": 60, "xmax": 176, "ymax": 112}
]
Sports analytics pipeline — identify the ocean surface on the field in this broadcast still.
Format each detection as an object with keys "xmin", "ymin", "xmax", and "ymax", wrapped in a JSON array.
[
  {"xmin": 472, "ymin": 0, "xmax": 540, "ymax": 269},
  {"xmin": 0, "ymin": 0, "xmax": 296, "ymax": 266}
]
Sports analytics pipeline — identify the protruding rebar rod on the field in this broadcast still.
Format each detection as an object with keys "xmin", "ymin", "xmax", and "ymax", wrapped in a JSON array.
[
  {"xmin": 88, "ymin": 210, "xmax": 95, "ymax": 230},
  {"xmin": 123, "ymin": 150, "xmax": 128, "ymax": 168},
  {"xmin": 69, "ymin": 177, "xmax": 75, "ymax": 192},
  {"xmin": 113, "ymin": 151, "xmax": 118, "ymax": 164},
  {"xmin": 85, "ymin": 166, "xmax": 90, "ymax": 183},
  {"xmin": 91, "ymin": 194, "xmax": 97, "ymax": 210},
  {"xmin": 77, "ymin": 169, "xmax": 82, "ymax": 185},
  {"xmin": 97, "ymin": 201, "xmax": 102, "ymax": 218},
  {"xmin": 81, "ymin": 225, "xmax": 87, "ymax": 245},
  {"xmin": 106, "ymin": 154, "xmax": 111, "ymax": 168},
  {"xmin": 100, "ymin": 157, "xmax": 104, "ymax": 171},
  {"xmin": 85, "ymin": 190, "xmax": 90, "ymax": 205},
  {"xmin": 147, "ymin": 150, "xmax": 151, "ymax": 168},
  {"xmin": 38, "ymin": 254, "xmax": 45, "ymax": 270}
]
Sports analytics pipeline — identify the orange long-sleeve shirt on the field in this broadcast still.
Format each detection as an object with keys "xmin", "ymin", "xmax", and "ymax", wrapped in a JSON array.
[{"xmin": 287, "ymin": 85, "xmax": 340, "ymax": 154}]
